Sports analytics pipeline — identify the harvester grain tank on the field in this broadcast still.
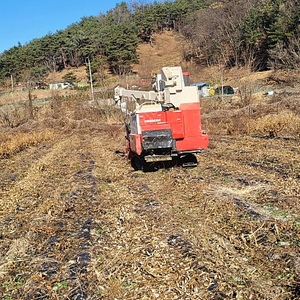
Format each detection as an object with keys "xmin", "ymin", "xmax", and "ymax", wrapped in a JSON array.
[{"xmin": 114, "ymin": 66, "xmax": 209, "ymax": 170}]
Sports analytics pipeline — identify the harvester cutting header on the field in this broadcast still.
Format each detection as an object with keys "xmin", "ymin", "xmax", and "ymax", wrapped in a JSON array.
[{"xmin": 114, "ymin": 66, "xmax": 209, "ymax": 170}]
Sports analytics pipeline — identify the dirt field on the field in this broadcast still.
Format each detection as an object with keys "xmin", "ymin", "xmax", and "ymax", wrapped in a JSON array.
[
  {"xmin": 0, "ymin": 31, "xmax": 300, "ymax": 299},
  {"xmin": 0, "ymin": 96, "xmax": 299, "ymax": 300}
]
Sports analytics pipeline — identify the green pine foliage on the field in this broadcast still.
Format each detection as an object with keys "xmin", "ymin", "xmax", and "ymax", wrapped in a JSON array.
[
  {"xmin": 240, "ymin": 0, "xmax": 300, "ymax": 70},
  {"xmin": 0, "ymin": 0, "xmax": 299, "ymax": 82}
]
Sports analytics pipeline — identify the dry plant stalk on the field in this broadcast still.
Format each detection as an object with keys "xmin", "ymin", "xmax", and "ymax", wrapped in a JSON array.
[
  {"xmin": 248, "ymin": 110, "xmax": 300, "ymax": 137},
  {"xmin": 0, "ymin": 130, "xmax": 55, "ymax": 158}
]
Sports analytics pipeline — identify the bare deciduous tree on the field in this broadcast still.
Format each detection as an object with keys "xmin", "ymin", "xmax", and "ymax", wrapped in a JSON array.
[
  {"xmin": 269, "ymin": 37, "xmax": 300, "ymax": 70},
  {"xmin": 21, "ymin": 70, "xmax": 36, "ymax": 119},
  {"xmin": 182, "ymin": 0, "xmax": 256, "ymax": 67}
]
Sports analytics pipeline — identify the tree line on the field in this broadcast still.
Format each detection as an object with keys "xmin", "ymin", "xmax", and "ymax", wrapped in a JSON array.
[
  {"xmin": 182, "ymin": 0, "xmax": 300, "ymax": 71},
  {"xmin": 0, "ymin": 0, "xmax": 299, "ymax": 85}
]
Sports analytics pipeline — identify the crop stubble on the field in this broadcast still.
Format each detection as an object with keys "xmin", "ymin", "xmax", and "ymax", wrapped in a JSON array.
[{"xmin": 0, "ymin": 122, "xmax": 299, "ymax": 299}]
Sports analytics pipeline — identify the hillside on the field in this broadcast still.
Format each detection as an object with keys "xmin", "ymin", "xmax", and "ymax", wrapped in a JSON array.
[
  {"xmin": 135, "ymin": 31, "xmax": 300, "ymax": 96},
  {"xmin": 1, "ymin": 30, "xmax": 300, "ymax": 111},
  {"xmin": 1, "ymin": 0, "xmax": 299, "ymax": 89},
  {"xmin": 0, "ymin": 29, "xmax": 300, "ymax": 300}
]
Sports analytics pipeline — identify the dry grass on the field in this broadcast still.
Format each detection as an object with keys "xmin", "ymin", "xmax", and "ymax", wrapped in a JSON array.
[
  {"xmin": 0, "ymin": 106, "xmax": 29, "ymax": 128},
  {"xmin": 0, "ymin": 102, "xmax": 299, "ymax": 299},
  {"xmin": 133, "ymin": 31, "xmax": 185, "ymax": 76},
  {"xmin": 202, "ymin": 94, "xmax": 300, "ymax": 137},
  {"xmin": 0, "ymin": 59, "xmax": 300, "ymax": 299},
  {"xmin": 249, "ymin": 110, "xmax": 300, "ymax": 137},
  {"xmin": 0, "ymin": 130, "xmax": 55, "ymax": 158}
]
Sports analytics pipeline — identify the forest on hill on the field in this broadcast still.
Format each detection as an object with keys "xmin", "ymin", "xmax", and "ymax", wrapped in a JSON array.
[
  {"xmin": 1, "ymin": 2, "xmax": 300, "ymax": 300},
  {"xmin": 0, "ymin": 0, "xmax": 299, "ymax": 86}
]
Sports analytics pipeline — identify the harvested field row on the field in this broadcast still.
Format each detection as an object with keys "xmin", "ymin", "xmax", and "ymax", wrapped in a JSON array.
[{"xmin": 0, "ymin": 120, "xmax": 299, "ymax": 299}]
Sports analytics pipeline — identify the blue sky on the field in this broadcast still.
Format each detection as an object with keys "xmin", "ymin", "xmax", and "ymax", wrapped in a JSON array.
[{"xmin": 0, "ymin": 0, "xmax": 161, "ymax": 53}]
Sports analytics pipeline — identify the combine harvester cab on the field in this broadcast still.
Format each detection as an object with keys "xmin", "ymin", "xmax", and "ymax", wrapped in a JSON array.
[{"xmin": 114, "ymin": 66, "xmax": 209, "ymax": 170}]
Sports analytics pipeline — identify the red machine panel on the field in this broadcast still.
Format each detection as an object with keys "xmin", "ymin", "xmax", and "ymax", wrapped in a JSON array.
[
  {"xmin": 139, "ymin": 112, "xmax": 166, "ymax": 126},
  {"xmin": 129, "ymin": 134, "xmax": 142, "ymax": 155},
  {"xmin": 139, "ymin": 112, "xmax": 171, "ymax": 132},
  {"xmin": 165, "ymin": 110, "xmax": 184, "ymax": 139},
  {"xmin": 176, "ymin": 102, "xmax": 209, "ymax": 151},
  {"xmin": 128, "ymin": 103, "xmax": 208, "ymax": 156}
]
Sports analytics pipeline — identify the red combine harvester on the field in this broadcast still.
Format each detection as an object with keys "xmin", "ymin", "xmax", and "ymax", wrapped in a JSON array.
[{"xmin": 114, "ymin": 66, "xmax": 209, "ymax": 170}]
